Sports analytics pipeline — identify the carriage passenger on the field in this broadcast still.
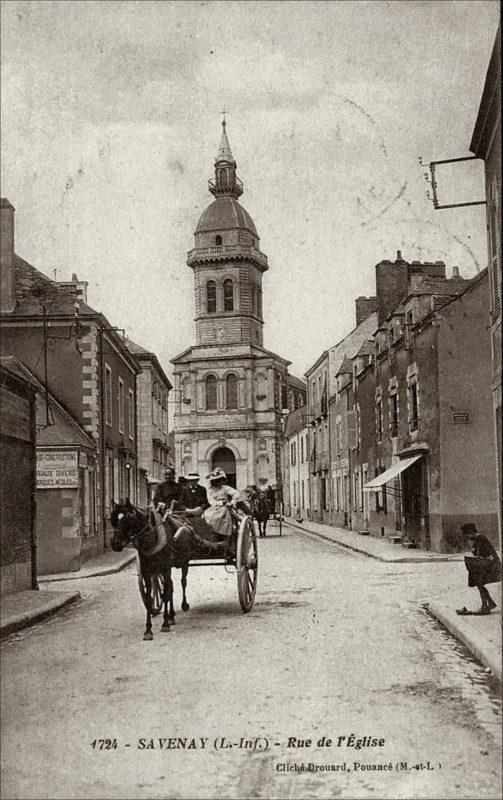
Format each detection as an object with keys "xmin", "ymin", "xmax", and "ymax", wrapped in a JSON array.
[
  {"xmin": 153, "ymin": 467, "xmax": 181, "ymax": 511},
  {"xmin": 203, "ymin": 468, "xmax": 250, "ymax": 537},
  {"xmin": 178, "ymin": 472, "xmax": 209, "ymax": 517}
]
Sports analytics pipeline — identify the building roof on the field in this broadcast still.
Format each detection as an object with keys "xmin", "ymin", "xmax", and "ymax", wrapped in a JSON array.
[
  {"xmin": 403, "ymin": 276, "xmax": 470, "ymax": 302},
  {"xmin": 3, "ymin": 255, "xmax": 140, "ymax": 374},
  {"xmin": 336, "ymin": 357, "xmax": 354, "ymax": 377},
  {"xmin": 12, "ymin": 255, "xmax": 96, "ymax": 316},
  {"xmin": 419, "ymin": 267, "xmax": 489, "ymax": 325},
  {"xmin": 283, "ymin": 406, "xmax": 306, "ymax": 438},
  {"xmin": 287, "ymin": 374, "xmax": 306, "ymax": 391},
  {"xmin": 195, "ymin": 197, "xmax": 258, "ymax": 235},
  {"xmin": 125, "ymin": 337, "xmax": 172, "ymax": 390},
  {"xmin": 0, "ymin": 356, "xmax": 96, "ymax": 450},
  {"xmin": 171, "ymin": 342, "xmax": 291, "ymax": 368},
  {"xmin": 355, "ymin": 340, "xmax": 376, "ymax": 357},
  {"xmin": 124, "ymin": 338, "xmax": 151, "ymax": 356}
]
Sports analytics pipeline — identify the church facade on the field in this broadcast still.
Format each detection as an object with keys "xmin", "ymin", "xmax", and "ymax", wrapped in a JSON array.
[{"xmin": 171, "ymin": 121, "xmax": 305, "ymax": 489}]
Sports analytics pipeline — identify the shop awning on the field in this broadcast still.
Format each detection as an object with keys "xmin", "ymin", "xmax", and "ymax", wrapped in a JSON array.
[{"xmin": 363, "ymin": 454, "xmax": 422, "ymax": 491}]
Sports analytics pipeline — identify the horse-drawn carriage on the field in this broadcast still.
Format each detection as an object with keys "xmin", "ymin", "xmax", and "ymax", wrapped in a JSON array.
[{"xmin": 111, "ymin": 500, "xmax": 258, "ymax": 639}]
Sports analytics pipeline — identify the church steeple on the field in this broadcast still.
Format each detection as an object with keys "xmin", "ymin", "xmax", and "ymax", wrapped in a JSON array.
[{"xmin": 209, "ymin": 117, "xmax": 243, "ymax": 199}]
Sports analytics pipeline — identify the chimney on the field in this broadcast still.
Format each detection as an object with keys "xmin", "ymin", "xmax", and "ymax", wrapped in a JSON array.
[
  {"xmin": 56, "ymin": 272, "xmax": 88, "ymax": 304},
  {"xmin": 452, "ymin": 266, "xmax": 461, "ymax": 279},
  {"xmin": 355, "ymin": 296, "xmax": 378, "ymax": 327},
  {"xmin": 0, "ymin": 198, "xmax": 15, "ymax": 313},
  {"xmin": 375, "ymin": 256, "xmax": 409, "ymax": 325}
]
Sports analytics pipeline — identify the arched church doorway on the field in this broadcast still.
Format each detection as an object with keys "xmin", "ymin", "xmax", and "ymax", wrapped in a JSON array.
[{"xmin": 211, "ymin": 447, "xmax": 236, "ymax": 488}]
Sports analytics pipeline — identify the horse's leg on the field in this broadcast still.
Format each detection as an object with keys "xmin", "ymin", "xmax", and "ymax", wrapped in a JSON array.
[
  {"xmin": 161, "ymin": 567, "xmax": 171, "ymax": 632},
  {"xmin": 143, "ymin": 574, "xmax": 153, "ymax": 641},
  {"xmin": 167, "ymin": 570, "xmax": 176, "ymax": 624},
  {"xmin": 181, "ymin": 564, "xmax": 190, "ymax": 611}
]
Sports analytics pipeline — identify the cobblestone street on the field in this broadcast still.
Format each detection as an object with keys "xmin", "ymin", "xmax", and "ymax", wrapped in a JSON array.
[{"xmin": 1, "ymin": 524, "xmax": 501, "ymax": 799}]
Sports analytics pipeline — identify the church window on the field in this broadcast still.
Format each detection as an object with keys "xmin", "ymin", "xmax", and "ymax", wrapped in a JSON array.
[
  {"xmin": 205, "ymin": 375, "xmax": 217, "ymax": 410},
  {"xmin": 257, "ymin": 287, "xmax": 263, "ymax": 316},
  {"xmin": 224, "ymin": 279, "xmax": 234, "ymax": 311},
  {"xmin": 207, "ymin": 281, "xmax": 216, "ymax": 313},
  {"xmin": 226, "ymin": 374, "xmax": 238, "ymax": 409},
  {"xmin": 215, "ymin": 235, "xmax": 222, "ymax": 246}
]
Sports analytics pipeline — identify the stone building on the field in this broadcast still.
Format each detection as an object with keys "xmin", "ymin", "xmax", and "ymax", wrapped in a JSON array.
[
  {"xmin": 2, "ymin": 355, "xmax": 98, "ymax": 575},
  {"xmin": 363, "ymin": 265, "xmax": 498, "ymax": 551},
  {"xmin": 172, "ymin": 122, "xmax": 304, "ymax": 489},
  {"xmin": 305, "ymin": 299, "xmax": 377, "ymax": 522},
  {"xmin": 281, "ymin": 406, "xmax": 310, "ymax": 519},
  {"xmin": 469, "ymin": 24, "xmax": 501, "ymax": 546},
  {"xmin": 0, "ymin": 360, "xmax": 37, "ymax": 595},
  {"xmin": 125, "ymin": 338, "xmax": 173, "ymax": 504},
  {"xmin": 0, "ymin": 199, "xmax": 140, "ymax": 564}
]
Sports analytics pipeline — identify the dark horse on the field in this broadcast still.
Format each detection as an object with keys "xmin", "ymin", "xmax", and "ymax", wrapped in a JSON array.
[
  {"xmin": 252, "ymin": 491, "xmax": 270, "ymax": 538},
  {"xmin": 110, "ymin": 499, "xmax": 192, "ymax": 640}
]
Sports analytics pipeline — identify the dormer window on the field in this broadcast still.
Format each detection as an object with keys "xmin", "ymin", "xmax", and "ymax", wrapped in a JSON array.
[{"xmin": 215, "ymin": 235, "xmax": 222, "ymax": 246}]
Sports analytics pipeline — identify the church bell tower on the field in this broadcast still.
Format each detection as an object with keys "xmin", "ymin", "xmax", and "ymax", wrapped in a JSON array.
[{"xmin": 187, "ymin": 119, "xmax": 269, "ymax": 347}]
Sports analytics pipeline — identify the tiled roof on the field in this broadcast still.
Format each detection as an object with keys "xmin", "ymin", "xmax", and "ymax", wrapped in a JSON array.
[
  {"xmin": 356, "ymin": 340, "xmax": 376, "ymax": 357},
  {"xmin": 124, "ymin": 337, "xmax": 151, "ymax": 356},
  {"xmin": 287, "ymin": 374, "xmax": 307, "ymax": 390},
  {"xmin": 336, "ymin": 357, "xmax": 353, "ymax": 376},
  {"xmin": 12, "ymin": 255, "xmax": 96, "ymax": 316},
  {"xmin": 283, "ymin": 406, "xmax": 306, "ymax": 438},
  {"xmin": 408, "ymin": 277, "xmax": 470, "ymax": 298},
  {"xmin": 125, "ymin": 337, "xmax": 172, "ymax": 389}
]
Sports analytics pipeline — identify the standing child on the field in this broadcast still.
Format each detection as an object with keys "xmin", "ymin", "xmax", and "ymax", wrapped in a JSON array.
[{"xmin": 456, "ymin": 523, "xmax": 501, "ymax": 615}]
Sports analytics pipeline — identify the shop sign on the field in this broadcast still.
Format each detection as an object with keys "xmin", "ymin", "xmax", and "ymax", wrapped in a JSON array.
[
  {"xmin": 37, "ymin": 451, "xmax": 79, "ymax": 489},
  {"xmin": 452, "ymin": 412, "xmax": 470, "ymax": 424}
]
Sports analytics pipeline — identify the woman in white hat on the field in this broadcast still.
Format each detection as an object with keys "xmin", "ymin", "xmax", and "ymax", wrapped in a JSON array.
[{"xmin": 203, "ymin": 467, "xmax": 249, "ymax": 538}]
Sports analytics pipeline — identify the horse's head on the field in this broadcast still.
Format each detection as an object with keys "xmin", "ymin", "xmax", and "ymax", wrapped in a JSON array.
[{"xmin": 110, "ymin": 498, "xmax": 138, "ymax": 551}]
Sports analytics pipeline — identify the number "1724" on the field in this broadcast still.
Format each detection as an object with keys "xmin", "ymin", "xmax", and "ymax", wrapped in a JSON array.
[{"xmin": 91, "ymin": 739, "xmax": 118, "ymax": 750}]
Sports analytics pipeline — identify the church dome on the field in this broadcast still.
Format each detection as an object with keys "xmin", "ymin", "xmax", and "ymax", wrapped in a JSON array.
[{"xmin": 195, "ymin": 197, "xmax": 258, "ymax": 236}]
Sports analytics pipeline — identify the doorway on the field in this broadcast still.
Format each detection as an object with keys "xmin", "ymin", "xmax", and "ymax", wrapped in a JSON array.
[{"xmin": 211, "ymin": 447, "xmax": 237, "ymax": 488}]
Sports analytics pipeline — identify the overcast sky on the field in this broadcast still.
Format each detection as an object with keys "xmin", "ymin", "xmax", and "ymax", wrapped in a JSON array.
[{"xmin": 1, "ymin": 0, "xmax": 499, "ymax": 382}]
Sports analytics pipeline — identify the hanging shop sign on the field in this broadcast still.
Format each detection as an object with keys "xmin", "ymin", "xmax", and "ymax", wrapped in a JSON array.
[{"xmin": 37, "ymin": 450, "xmax": 79, "ymax": 489}]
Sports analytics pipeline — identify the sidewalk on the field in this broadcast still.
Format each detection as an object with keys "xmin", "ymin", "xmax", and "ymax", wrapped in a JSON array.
[
  {"xmin": 427, "ymin": 586, "xmax": 502, "ymax": 683},
  {"xmin": 1, "ymin": 587, "xmax": 81, "ymax": 638},
  {"xmin": 285, "ymin": 516, "xmax": 465, "ymax": 563},
  {"xmin": 1, "ymin": 550, "xmax": 136, "ymax": 638},
  {"xmin": 287, "ymin": 516, "xmax": 501, "ymax": 683},
  {"xmin": 38, "ymin": 548, "xmax": 136, "ymax": 583}
]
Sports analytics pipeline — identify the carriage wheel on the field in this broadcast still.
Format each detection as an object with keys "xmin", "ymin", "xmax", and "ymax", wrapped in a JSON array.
[
  {"xmin": 138, "ymin": 573, "xmax": 164, "ymax": 616},
  {"xmin": 236, "ymin": 515, "xmax": 258, "ymax": 613}
]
